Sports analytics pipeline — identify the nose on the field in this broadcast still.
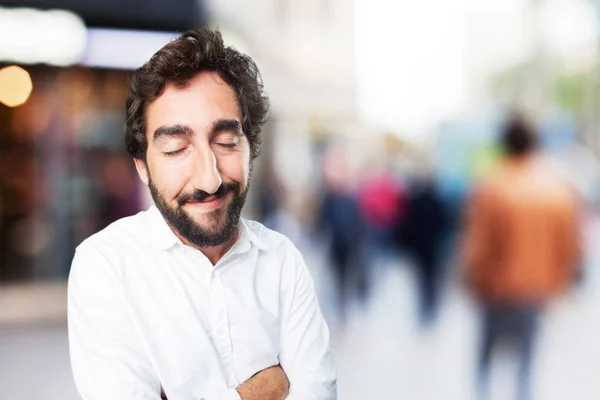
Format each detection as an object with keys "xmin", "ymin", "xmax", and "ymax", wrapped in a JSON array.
[{"xmin": 190, "ymin": 146, "xmax": 222, "ymax": 194}]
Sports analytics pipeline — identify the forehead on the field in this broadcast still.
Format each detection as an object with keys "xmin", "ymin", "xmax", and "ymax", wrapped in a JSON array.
[{"xmin": 146, "ymin": 71, "xmax": 240, "ymax": 135}]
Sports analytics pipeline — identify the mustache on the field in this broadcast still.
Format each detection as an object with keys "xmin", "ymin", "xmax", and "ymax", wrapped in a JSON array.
[{"xmin": 177, "ymin": 182, "xmax": 239, "ymax": 206}]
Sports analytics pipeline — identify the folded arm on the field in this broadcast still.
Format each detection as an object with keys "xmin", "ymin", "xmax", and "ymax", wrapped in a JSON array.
[{"xmin": 278, "ymin": 244, "xmax": 337, "ymax": 399}]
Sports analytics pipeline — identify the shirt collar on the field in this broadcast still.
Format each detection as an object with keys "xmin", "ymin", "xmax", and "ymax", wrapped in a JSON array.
[
  {"xmin": 145, "ymin": 205, "xmax": 181, "ymax": 251},
  {"xmin": 144, "ymin": 205, "xmax": 269, "ymax": 253},
  {"xmin": 236, "ymin": 218, "xmax": 269, "ymax": 253}
]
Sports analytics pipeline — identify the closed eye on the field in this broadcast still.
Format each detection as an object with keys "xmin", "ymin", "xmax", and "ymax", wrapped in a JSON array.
[
  {"xmin": 217, "ymin": 143, "xmax": 237, "ymax": 148},
  {"xmin": 163, "ymin": 148, "xmax": 185, "ymax": 156}
]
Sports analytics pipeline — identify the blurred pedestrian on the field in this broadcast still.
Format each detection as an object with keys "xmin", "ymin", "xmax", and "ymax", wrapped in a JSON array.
[
  {"xmin": 398, "ymin": 175, "xmax": 447, "ymax": 326},
  {"xmin": 317, "ymin": 145, "xmax": 364, "ymax": 323},
  {"xmin": 358, "ymin": 166, "xmax": 406, "ymax": 253},
  {"xmin": 357, "ymin": 165, "xmax": 406, "ymax": 299},
  {"xmin": 464, "ymin": 114, "xmax": 580, "ymax": 400}
]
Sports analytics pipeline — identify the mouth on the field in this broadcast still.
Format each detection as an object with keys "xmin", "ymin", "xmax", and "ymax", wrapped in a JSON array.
[{"xmin": 183, "ymin": 194, "xmax": 227, "ymax": 211}]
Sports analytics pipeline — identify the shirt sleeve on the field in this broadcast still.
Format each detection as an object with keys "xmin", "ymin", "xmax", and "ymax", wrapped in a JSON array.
[
  {"xmin": 278, "ymin": 244, "xmax": 337, "ymax": 400},
  {"xmin": 68, "ymin": 243, "xmax": 162, "ymax": 400}
]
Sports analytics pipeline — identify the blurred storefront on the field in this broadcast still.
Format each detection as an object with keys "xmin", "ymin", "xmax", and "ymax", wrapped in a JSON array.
[
  {"xmin": 209, "ymin": 0, "xmax": 367, "ymax": 225},
  {"xmin": 0, "ymin": 1, "xmax": 206, "ymax": 281}
]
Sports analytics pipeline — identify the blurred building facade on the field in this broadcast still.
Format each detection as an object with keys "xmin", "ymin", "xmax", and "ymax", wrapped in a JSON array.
[
  {"xmin": 209, "ymin": 0, "xmax": 364, "ymax": 224},
  {"xmin": 0, "ymin": 1, "xmax": 208, "ymax": 281}
]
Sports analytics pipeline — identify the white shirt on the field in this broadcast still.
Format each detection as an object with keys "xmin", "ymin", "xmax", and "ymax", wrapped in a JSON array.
[{"xmin": 68, "ymin": 206, "xmax": 336, "ymax": 400}]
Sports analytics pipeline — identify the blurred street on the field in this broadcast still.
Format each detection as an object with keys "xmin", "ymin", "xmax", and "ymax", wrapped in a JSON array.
[
  {"xmin": 312, "ymin": 211, "xmax": 600, "ymax": 400},
  {"xmin": 3, "ymin": 214, "xmax": 600, "ymax": 400}
]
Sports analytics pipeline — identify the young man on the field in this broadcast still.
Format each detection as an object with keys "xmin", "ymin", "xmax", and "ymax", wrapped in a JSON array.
[{"xmin": 68, "ymin": 28, "xmax": 336, "ymax": 400}]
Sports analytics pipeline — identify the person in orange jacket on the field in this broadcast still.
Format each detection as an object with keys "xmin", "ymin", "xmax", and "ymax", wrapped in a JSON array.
[{"xmin": 464, "ymin": 114, "xmax": 580, "ymax": 400}]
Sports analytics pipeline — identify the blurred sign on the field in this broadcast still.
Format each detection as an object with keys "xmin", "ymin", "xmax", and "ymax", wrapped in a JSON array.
[
  {"xmin": 0, "ymin": 7, "xmax": 192, "ymax": 69},
  {"xmin": 0, "ymin": 7, "xmax": 87, "ymax": 66},
  {"xmin": 0, "ymin": 0, "xmax": 204, "ymax": 31},
  {"xmin": 82, "ymin": 28, "xmax": 177, "ymax": 70}
]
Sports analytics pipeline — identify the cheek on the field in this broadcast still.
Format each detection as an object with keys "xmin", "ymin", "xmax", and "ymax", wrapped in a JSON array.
[
  {"xmin": 218, "ymin": 153, "xmax": 250, "ymax": 184},
  {"xmin": 147, "ymin": 158, "xmax": 189, "ymax": 200}
]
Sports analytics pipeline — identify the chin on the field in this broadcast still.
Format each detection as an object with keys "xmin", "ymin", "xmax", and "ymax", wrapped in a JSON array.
[{"xmin": 196, "ymin": 207, "xmax": 231, "ymax": 225}]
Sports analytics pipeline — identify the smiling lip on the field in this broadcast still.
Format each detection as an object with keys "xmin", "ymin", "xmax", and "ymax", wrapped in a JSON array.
[{"xmin": 184, "ymin": 195, "xmax": 226, "ymax": 210}]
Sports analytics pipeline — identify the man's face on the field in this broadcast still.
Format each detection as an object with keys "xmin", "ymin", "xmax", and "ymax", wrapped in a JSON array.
[{"xmin": 134, "ymin": 71, "xmax": 251, "ymax": 248}]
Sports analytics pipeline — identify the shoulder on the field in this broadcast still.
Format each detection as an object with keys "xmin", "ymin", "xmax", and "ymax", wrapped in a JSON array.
[
  {"xmin": 469, "ymin": 175, "xmax": 496, "ymax": 201},
  {"xmin": 243, "ymin": 219, "xmax": 307, "ymax": 275},
  {"xmin": 244, "ymin": 220, "xmax": 314, "ymax": 299},
  {"xmin": 244, "ymin": 219, "xmax": 298, "ymax": 252},
  {"xmin": 72, "ymin": 209, "xmax": 154, "ymax": 281},
  {"xmin": 77, "ymin": 209, "xmax": 152, "ymax": 255}
]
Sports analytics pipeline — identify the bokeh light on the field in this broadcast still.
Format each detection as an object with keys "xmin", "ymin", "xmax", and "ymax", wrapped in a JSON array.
[{"xmin": 0, "ymin": 65, "xmax": 33, "ymax": 107}]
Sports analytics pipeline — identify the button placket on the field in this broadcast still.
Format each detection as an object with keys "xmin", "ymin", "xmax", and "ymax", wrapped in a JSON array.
[
  {"xmin": 211, "ymin": 268, "xmax": 238, "ymax": 387},
  {"xmin": 211, "ymin": 270, "xmax": 226, "ymax": 322}
]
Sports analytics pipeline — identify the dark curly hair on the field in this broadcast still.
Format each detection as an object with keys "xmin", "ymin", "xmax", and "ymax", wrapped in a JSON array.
[{"xmin": 125, "ymin": 28, "xmax": 270, "ymax": 161}]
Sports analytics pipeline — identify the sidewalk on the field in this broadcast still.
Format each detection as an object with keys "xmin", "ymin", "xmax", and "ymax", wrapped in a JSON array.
[
  {"xmin": 0, "ymin": 281, "xmax": 78, "ymax": 400},
  {"xmin": 2, "ymin": 215, "xmax": 600, "ymax": 400},
  {"xmin": 0, "ymin": 281, "xmax": 67, "ymax": 325}
]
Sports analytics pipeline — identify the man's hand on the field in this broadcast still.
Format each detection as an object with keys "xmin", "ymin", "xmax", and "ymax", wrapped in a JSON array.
[{"xmin": 236, "ymin": 364, "xmax": 289, "ymax": 400}]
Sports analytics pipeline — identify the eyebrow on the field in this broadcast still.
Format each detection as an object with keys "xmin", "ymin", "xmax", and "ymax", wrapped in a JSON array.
[
  {"xmin": 152, "ymin": 119, "xmax": 243, "ymax": 143},
  {"xmin": 210, "ymin": 119, "xmax": 243, "ymax": 137},
  {"xmin": 153, "ymin": 124, "xmax": 194, "ymax": 142}
]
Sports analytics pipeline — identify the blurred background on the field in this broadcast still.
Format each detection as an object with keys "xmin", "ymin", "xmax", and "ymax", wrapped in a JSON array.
[{"xmin": 2, "ymin": 0, "xmax": 600, "ymax": 399}]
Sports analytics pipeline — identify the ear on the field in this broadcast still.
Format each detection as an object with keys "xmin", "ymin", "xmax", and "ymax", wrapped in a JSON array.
[{"xmin": 133, "ymin": 158, "xmax": 149, "ymax": 186}]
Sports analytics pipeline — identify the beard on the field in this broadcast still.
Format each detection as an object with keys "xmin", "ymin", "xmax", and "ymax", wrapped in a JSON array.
[{"xmin": 149, "ymin": 175, "xmax": 250, "ymax": 248}]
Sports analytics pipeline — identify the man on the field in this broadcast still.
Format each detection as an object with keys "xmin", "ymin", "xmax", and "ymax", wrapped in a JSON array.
[
  {"xmin": 464, "ymin": 114, "xmax": 580, "ymax": 400},
  {"xmin": 68, "ymin": 28, "xmax": 336, "ymax": 400}
]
